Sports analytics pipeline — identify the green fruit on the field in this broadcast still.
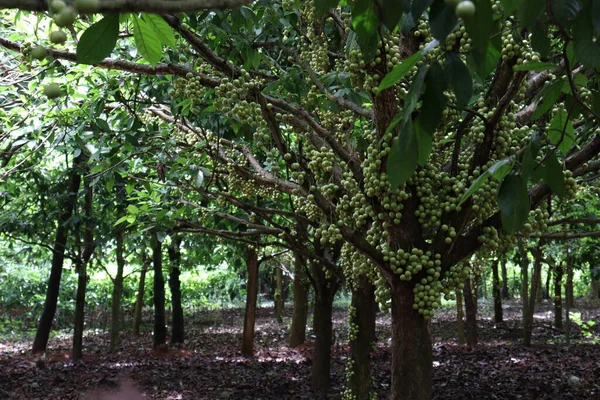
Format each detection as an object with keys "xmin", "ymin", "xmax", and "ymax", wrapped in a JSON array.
[
  {"xmin": 54, "ymin": 7, "xmax": 77, "ymax": 27},
  {"xmin": 75, "ymin": 0, "xmax": 100, "ymax": 13},
  {"xmin": 455, "ymin": 1, "xmax": 476, "ymax": 18},
  {"xmin": 30, "ymin": 46, "xmax": 47, "ymax": 60},
  {"xmin": 43, "ymin": 83, "xmax": 63, "ymax": 99},
  {"xmin": 49, "ymin": 0, "xmax": 66, "ymax": 13},
  {"xmin": 49, "ymin": 30, "xmax": 67, "ymax": 44}
]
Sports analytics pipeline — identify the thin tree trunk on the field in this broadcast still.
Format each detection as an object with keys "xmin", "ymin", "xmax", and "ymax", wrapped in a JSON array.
[
  {"xmin": 32, "ymin": 152, "xmax": 85, "ymax": 354},
  {"xmin": 463, "ymin": 277, "xmax": 478, "ymax": 347},
  {"xmin": 390, "ymin": 282, "xmax": 432, "ymax": 400},
  {"xmin": 168, "ymin": 236, "xmax": 184, "ymax": 344},
  {"xmin": 152, "ymin": 232, "xmax": 167, "ymax": 348},
  {"xmin": 589, "ymin": 280, "xmax": 600, "ymax": 299},
  {"xmin": 523, "ymin": 240, "xmax": 544, "ymax": 346},
  {"xmin": 289, "ymin": 253, "xmax": 309, "ymax": 347},
  {"xmin": 110, "ymin": 229, "xmax": 125, "ymax": 352},
  {"xmin": 274, "ymin": 266, "xmax": 284, "ymax": 323},
  {"xmin": 492, "ymin": 258, "xmax": 503, "ymax": 323},
  {"xmin": 242, "ymin": 245, "xmax": 259, "ymax": 356},
  {"xmin": 501, "ymin": 257, "xmax": 510, "ymax": 299},
  {"xmin": 545, "ymin": 267, "xmax": 551, "ymax": 299},
  {"xmin": 348, "ymin": 276, "xmax": 376, "ymax": 399},
  {"xmin": 566, "ymin": 249, "xmax": 574, "ymax": 309},
  {"xmin": 456, "ymin": 288, "xmax": 465, "ymax": 345},
  {"xmin": 72, "ymin": 184, "xmax": 94, "ymax": 360},
  {"xmin": 133, "ymin": 256, "xmax": 149, "ymax": 336},
  {"xmin": 554, "ymin": 266, "xmax": 563, "ymax": 329}
]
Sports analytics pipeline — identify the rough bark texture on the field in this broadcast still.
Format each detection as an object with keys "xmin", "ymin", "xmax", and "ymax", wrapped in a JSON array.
[
  {"xmin": 168, "ymin": 236, "xmax": 184, "ymax": 344},
  {"xmin": 501, "ymin": 257, "xmax": 510, "ymax": 299},
  {"xmin": 274, "ymin": 266, "xmax": 284, "ymax": 323},
  {"xmin": 566, "ymin": 250, "xmax": 574, "ymax": 309},
  {"xmin": 110, "ymin": 229, "xmax": 125, "ymax": 352},
  {"xmin": 524, "ymin": 240, "xmax": 544, "ymax": 346},
  {"xmin": 492, "ymin": 258, "xmax": 503, "ymax": 323},
  {"xmin": 589, "ymin": 280, "xmax": 600, "ymax": 299},
  {"xmin": 463, "ymin": 277, "xmax": 478, "ymax": 348},
  {"xmin": 456, "ymin": 288, "xmax": 465, "ymax": 345},
  {"xmin": 72, "ymin": 185, "xmax": 94, "ymax": 360},
  {"xmin": 390, "ymin": 282, "xmax": 432, "ymax": 400},
  {"xmin": 152, "ymin": 233, "xmax": 167, "ymax": 348},
  {"xmin": 241, "ymin": 245, "xmax": 259, "ymax": 356},
  {"xmin": 289, "ymin": 253, "xmax": 309, "ymax": 347},
  {"xmin": 133, "ymin": 257, "xmax": 149, "ymax": 336},
  {"xmin": 554, "ymin": 266, "xmax": 563, "ymax": 329},
  {"xmin": 32, "ymin": 153, "xmax": 85, "ymax": 354},
  {"xmin": 349, "ymin": 276, "xmax": 376, "ymax": 399}
]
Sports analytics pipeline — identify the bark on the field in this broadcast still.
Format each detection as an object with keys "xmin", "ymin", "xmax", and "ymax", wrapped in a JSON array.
[
  {"xmin": 390, "ymin": 282, "xmax": 432, "ymax": 400},
  {"xmin": 32, "ymin": 152, "xmax": 85, "ymax": 354},
  {"xmin": 152, "ymin": 233, "xmax": 167, "ymax": 348},
  {"xmin": 545, "ymin": 267, "xmax": 551, "ymax": 299},
  {"xmin": 241, "ymin": 245, "xmax": 259, "ymax": 356},
  {"xmin": 523, "ymin": 240, "xmax": 544, "ymax": 346},
  {"xmin": 589, "ymin": 280, "xmax": 600, "ymax": 299},
  {"xmin": 168, "ymin": 236, "xmax": 184, "ymax": 344},
  {"xmin": 566, "ymin": 249, "xmax": 574, "ymax": 309},
  {"xmin": 462, "ymin": 277, "xmax": 478, "ymax": 347},
  {"xmin": 72, "ymin": 185, "xmax": 95, "ymax": 360},
  {"xmin": 491, "ymin": 258, "xmax": 503, "ymax": 323},
  {"xmin": 133, "ymin": 256, "xmax": 149, "ymax": 336},
  {"xmin": 348, "ymin": 276, "xmax": 377, "ymax": 399},
  {"xmin": 289, "ymin": 253, "xmax": 309, "ymax": 347},
  {"xmin": 554, "ymin": 266, "xmax": 563, "ymax": 329},
  {"xmin": 501, "ymin": 257, "xmax": 510, "ymax": 299},
  {"xmin": 456, "ymin": 288, "xmax": 465, "ymax": 345},
  {"xmin": 274, "ymin": 266, "xmax": 284, "ymax": 323},
  {"xmin": 310, "ymin": 264, "xmax": 338, "ymax": 392},
  {"xmin": 110, "ymin": 229, "xmax": 125, "ymax": 352}
]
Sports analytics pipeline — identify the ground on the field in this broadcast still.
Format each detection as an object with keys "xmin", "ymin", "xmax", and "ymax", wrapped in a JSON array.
[{"xmin": 0, "ymin": 298, "xmax": 599, "ymax": 399}]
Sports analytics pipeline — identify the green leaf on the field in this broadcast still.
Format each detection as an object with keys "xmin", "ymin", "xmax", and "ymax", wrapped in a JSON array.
[
  {"xmin": 444, "ymin": 52, "xmax": 472, "ymax": 108},
  {"xmin": 532, "ymin": 78, "xmax": 564, "ymax": 120},
  {"xmin": 414, "ymin": 121, "xmax": 433, "ymax": 166},
  {"xmin": 379, "ymin": 0, "xmax": 404, "ymax": 29},
  {"xmin": 403, "ymin": 63, "xmax": 427, "ymax": 123},
  {"xmin": 352, "ymin": 0, "xmax": 380, "ymax": 61},
  {"xmin": 387, "ymin": 119, "xmax": 418, "ymax": 189},
  {"xmin": 548, "ymin": 109, "xmax": 575, "ymax": 154},
  {"xmin": 530, "ymin": 22, "xmax": 551, "ymax": 57},
  {"xmin": 519, "ymin": 0, "xmax": 544, "ymax": 30},
  {"xmin": 593, "ymin": 0, "xmax": 600, "ymax": 35},
  {"xmin": 522, "ymin": 132, "xmax": 542, "ymax": 180},
  {"xmin": 543, "ymin": 152, "xmax": 566, "ymax": 198},
  {"xmin": 550, "ymin": 0, "xmax": 580, "ymax": 27},
  {"xmin": 458, "ymin": 158, "xmax": 513, "ymax": 206},
  {"xmin": 127, "ymin": 204, "xmax": 140, "ymax": 215},
  {"xmin": 467, "ymin": 41, "xmax": 500, "ymax": 80},
  {"xmin": 500, "ymin": 0, "xmax": 521, "ymax": 15},
  {"xmin": 142, "ymin": 14, "xmax": 176, "ymax": 48},
  {"xmin": 513, "ymin": 61, "xmax": 557, "ymax": 71},
  {"xmin": 132, "ymin": 14, "xmax": 162, "ymax": 65},
  {"xmin": 572, "ymin": 6, "xmax": 600, "ymax": 69},
  {"xmin": 497, "ymin": 174, "xmax": 530, "ymax": 234},
  {"xmin": 76, "ymin": 14, "xmax": 120, "ymax": 64},
  {"xmin": 430, "ymin": 2, "xmax": 458, "ymax": 42},
  {"xmin": 463, "ymin": 0, "xmax": 494, "ymax": 54},
  {"xmin": 377, "ymin": 50, "xmax": 422, "ymax": 92},
  {"xmin": 315, "ymin": 0, "xmax": 339, "ymax": 15},
  {"xmin": 419, "ymin": 62, "xmax": 447, "ymax": 134}
]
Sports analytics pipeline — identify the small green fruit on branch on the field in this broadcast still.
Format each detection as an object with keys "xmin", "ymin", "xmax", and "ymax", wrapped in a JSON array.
[{"xmin": 455, "ymin": 1, "xmax": 476, "ymax": 18}]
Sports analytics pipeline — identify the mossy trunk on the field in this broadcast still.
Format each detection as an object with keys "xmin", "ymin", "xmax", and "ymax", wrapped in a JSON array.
[
  {"xmin": 463, "ymin": 277, "xmax": 478, "ymax": 348},
  {"xmin": 152, "ymin": 233, "xmax": 167, "ymax": 348},
  {"xmin": 554, "ymin": 267, "xmax": 563, "ymax": 329},
  {"xmin": 242, "ymin": 245, "xmax": 259, "ymax": 356},
  {"xmin": 390, "ymin": 282, "xmax": 432, "ymax": 400},
  {"xmin": 289, "ymin": 253, "xmax": 309, "ymax": 347},
  {"xmin": 492, "ymin": 258, "xmax": 503, "ymax": 323},
  {"xmin": 274, "ymin": 266, "xmax": 284, "ymax": 323},
  {"xmin": 523, "ymin": 240, "xmax": 544, "ymax": 346},
  {"xmin": 168, "ymin": 236, "xmax": 184, "ymax": 344},
  {"xmin": 133, "ymin": 258, "xmax": 149, "ymax": 336},
  {"xmin": 456, "ymin": 288, "xmax": 465, "ymax": 345},
  {"xmin": 348, "ymin": 276, "xmax": 376, "ymax": 399},
  {"xmin": 311, "ymin": 280, "xmax": 336, "ymax": 392}
]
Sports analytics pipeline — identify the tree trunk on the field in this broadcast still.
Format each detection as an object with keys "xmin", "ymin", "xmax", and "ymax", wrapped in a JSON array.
[
  {"xmin": 544, "ymin": 267, "xmax": 551, "ymax": 299},
  {"xmin": 152, "ymin": 233, "xmax": 167, "ymax": 348},
  {"xmin": 348, "ymin": 276, "xmax": 377, "ymax": 399},
  {"xmin": 589, "ymin": 280, "xmax": 600, "ymax": 299},
  {"xmin": 168, "ymin": 236, "xmax": 184, "ymax": 344},
  {"xmin": 501, "ymin": 257, "xmax": 510, "ymax": 299},
  {"xmin": 72, "ymin": 184, "xmax": 94, "ymax": 360},
  {"xmin": 32, "ymin": 152, "xmax": 85, "ymax": 354},
  {"xmin": 390, "ymin": 282, "xmax": 432, "ymax": 400},
  {"xmin": 274, "ymin": 266, "xmax": 284, "ymax": 323},
  {"xmin": 109, "ymin": 229, "xmax": 125, "ymax": 352},
  {"xmin": 566, "ymin": 249, "xmax": 574, "ymax": 309},
  {"xmin": 462, "ymin": 277, "xmax": 478, "ymax": 347},
  {"xmin": 554, "ymin": 266, "xmax": 563, "ymax": 329},
  {"xmin": 523, "ymin": 240, "xmax": 544, "ymax": 346},
  {"xmin": 241, "ymin": 244, "xmax": 259, "ymax": 356},
  {"xmin": 492, "ymin": 258, "xmax": 503, "ymax": 323},
  {"xmin": 289, "ymin": 253, "xmax": 309, "ymax": 347},
  {"xmin": 133, "ymin": 257, "xmax": 149, "ymax": 336},
  {"xmin": 456, "ymin": 288, "xmax": 465, "ymax": 345}
]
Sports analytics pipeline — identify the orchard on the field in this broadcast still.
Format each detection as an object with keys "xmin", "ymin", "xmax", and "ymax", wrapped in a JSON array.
[{"xmin": 1, "ymin": 0, "xmax": 600, "ymax": 399}]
